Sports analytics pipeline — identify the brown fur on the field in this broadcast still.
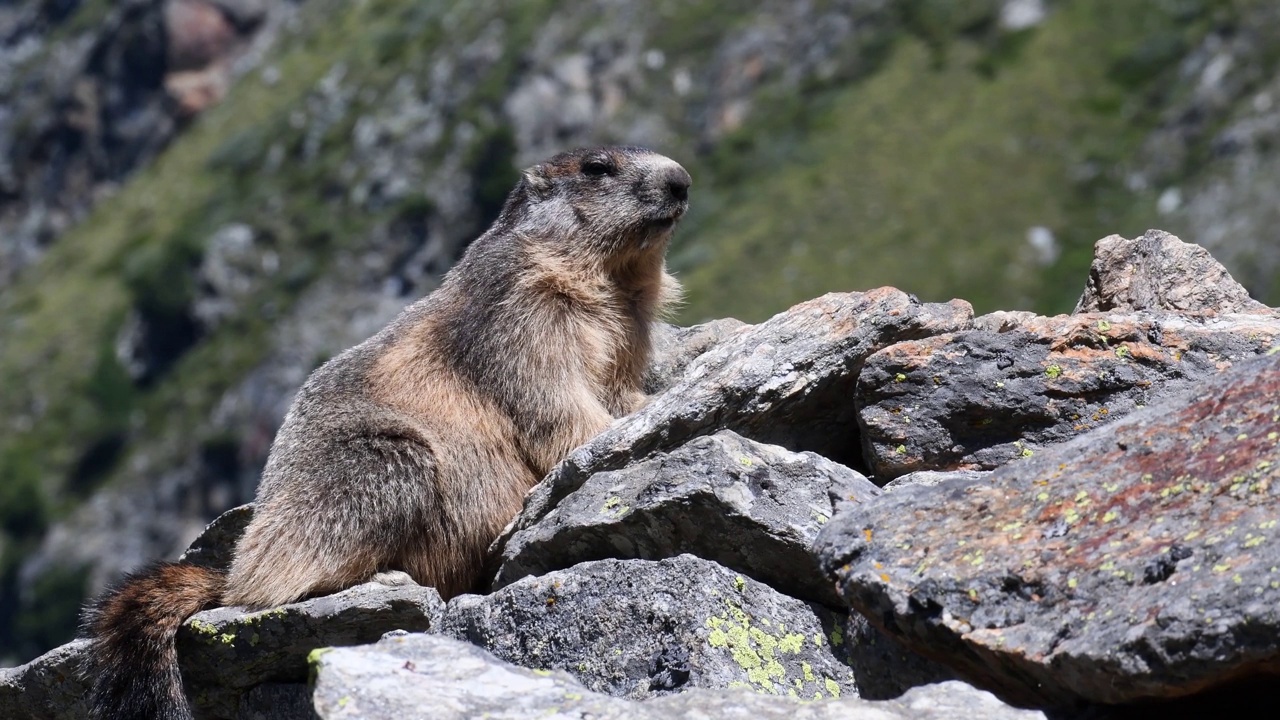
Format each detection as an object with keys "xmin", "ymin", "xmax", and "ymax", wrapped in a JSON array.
[
  {"xmin": 83, "ymin": 564, "xmax": 225, "ymax": 720},
  {"xmin": 82, "ymin": 146, "xmax": 690, "ymax": 720}
]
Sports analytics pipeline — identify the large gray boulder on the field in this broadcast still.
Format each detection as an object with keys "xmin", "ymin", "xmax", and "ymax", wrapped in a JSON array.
[
  {"xmin": 178, "ymin": 581, "xmax": 445, "ymax": 719},
  {"xmin": 312, "ymin": 633, "xmax": 1045, "ymax": 720},
  {"xmin": 492, "ymin": 430, "xmax": 880, "ymax": 606},
  {"xmin": 447, "ymin": 555, "xmax": 856, "ymax": 700},
  {"xmin": 818, "ymin": 352, "xmax": 1280, "ymax": 710}
]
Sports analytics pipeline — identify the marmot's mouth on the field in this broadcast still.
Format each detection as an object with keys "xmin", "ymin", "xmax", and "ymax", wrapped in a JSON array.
[{"xmin": 647, "ymin": 203, "xmax": 687, "ymax": 229}]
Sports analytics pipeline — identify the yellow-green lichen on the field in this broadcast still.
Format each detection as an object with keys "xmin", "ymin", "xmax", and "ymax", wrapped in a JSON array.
[
  {"xmin": 704, "ymin": 600, "xmax": 830, "ymax": 696},
  {"xmin": 307, "ymin": 647, "xmax": 334, "ymax": 668},
  {"xmin": 1044, "ymin": 365, "xmax": 1063, "ymax": 379},
  {"xmin": 188, "ymin": 619, "xmax": 218, "ymax": 636},
  {"xmin": 829, "ymin": 624, "xmax": 844, "ymax": 647},
  {"xmin": 778, "ymin": 633, "xmax": 805, "ymax": 654}
]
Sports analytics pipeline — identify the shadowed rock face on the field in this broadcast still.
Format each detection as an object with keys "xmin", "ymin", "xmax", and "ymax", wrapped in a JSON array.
[{"xmin": 819, "ymin": 352, "xmax": 1280, "ymax": 710}]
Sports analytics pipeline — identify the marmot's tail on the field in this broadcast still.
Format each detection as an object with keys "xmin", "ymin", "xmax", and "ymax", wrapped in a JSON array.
[{"xmin": 82, "ymin": 562, "xmax": 225, "ymax": 720}]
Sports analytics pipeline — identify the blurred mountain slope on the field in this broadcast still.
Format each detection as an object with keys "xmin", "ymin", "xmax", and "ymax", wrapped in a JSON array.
[{"xmin": 3, "ymin": 0, "xmax": 1279, "ymax": 662}]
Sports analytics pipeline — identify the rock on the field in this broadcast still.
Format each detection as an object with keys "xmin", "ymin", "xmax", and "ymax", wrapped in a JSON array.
[
  {"xmin": 505, "ymin": 289, "xmax": 973, "ymax": 542},
  {"xmin": 0, "ymin": 639, "xmax": 91, "ymax": 720},
  {"xmin": 447, "ymin": 555, "xmax": 857, "ymax": 700},
  {"xmin": 817, "ymin": 353, "xmax": 1280, "ymax": 709},
  {"xmin": 1074, "ymin": 229, "xmax": 1272, "ymax": 316},
  {"xmin": 858, "ymin": 310, "xmax": 1280, "ymax": 480},
  {"xmin": 644, "ymin": 317, "xmax": 749, "ymax": 394},
  {"xmin": 178, "ymin": 503, "xmax": 253, "ymax": 570},
  {"xmin": 313, "ymin": 633, "xmax": 1045, "ymax": 720},
  {"xmin": 492, "ymin": 430, "xmax": 878, "ymax": 606},
  {"xmin": 842, "ymin": 613, "xmax": 954, "ymax": 699},
  {"xmin": 177, "ymin": 581, "xmax": 444, "ymax": 719},
  {"xmin": 882, "ymin": 470, "xmax": 991, "ymax": 493}
]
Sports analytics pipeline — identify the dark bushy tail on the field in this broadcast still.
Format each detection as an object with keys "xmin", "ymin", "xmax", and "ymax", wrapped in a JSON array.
[{"xmin": 82, "ymin": 562, "xmax": 225, "ymax": 720}]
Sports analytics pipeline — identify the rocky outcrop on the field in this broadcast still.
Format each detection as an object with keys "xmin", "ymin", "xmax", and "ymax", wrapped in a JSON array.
[
  {"xmin": 819, "ymin": 351, "xmax": 1280, "ymax": 711},
  {"xmin": 312, "ymin": 634, "xmax": 1044, "ymax": 720},
  {"xmin": 859, "ymin": 230, "xmax": 1280, "ymax": 481},
  {"xmin": 5, "ymin": 232, "xmax": 1279, "ymax": 719}
]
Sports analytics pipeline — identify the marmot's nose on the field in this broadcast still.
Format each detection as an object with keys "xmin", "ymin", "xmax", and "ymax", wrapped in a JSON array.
[{"xmin": 664, "ymin": 166, "xmax": 691, "ymax": 202}]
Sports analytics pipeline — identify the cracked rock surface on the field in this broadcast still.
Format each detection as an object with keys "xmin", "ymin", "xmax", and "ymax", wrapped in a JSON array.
[
  {"xmin": 492, "ymin": 430, "xmax": 879, "ymax": 606},
  {"xmin": 819, "ymin": 353, "xmax": 1280, "ymax": 710},
  {"xmin": 448, "ymin": 555, "xmax": 857, "ymax": 700}
]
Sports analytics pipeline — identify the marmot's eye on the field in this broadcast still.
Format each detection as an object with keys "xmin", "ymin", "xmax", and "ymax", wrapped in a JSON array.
[{"xmin": 581, "ymin": 157, "xmax": 615, "ymax": 176}]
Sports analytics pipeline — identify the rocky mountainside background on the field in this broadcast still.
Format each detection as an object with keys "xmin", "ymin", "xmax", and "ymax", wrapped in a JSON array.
[{"xmin": 3, "ymin": 0, "xmax": 1280, "ymax": 664}]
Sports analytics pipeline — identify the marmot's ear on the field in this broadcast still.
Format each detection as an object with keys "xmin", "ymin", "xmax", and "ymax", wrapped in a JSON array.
[{"xmin": 522, "ymin": 165, "xmax": 553, "ymax": 201}]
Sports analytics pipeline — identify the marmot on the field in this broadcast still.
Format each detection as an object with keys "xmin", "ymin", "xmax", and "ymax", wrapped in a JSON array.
[{"xmin": 83, "ymin": 146, "xmax": 691, "ymax": 720}]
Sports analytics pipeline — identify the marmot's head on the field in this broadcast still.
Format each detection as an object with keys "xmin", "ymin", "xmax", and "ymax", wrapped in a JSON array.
[{"xmin": 502, "ymin": 146, "xmax": 691, "ymax": 262}]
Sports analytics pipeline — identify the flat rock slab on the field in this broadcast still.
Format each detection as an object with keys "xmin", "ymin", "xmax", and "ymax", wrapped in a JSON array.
[
  {"xmin": 178, "ymin": 581, "xmax": 444, "ymax": 719},
  {"xmin": 507, "ymin": 289, "xmax": 972, "ymax": 541},
  {"xmin": 447, "ymin": 555, "xmax": 856, "ymax": 700},
  {"xmin": 858, "ymin": 310, "xmax": 1280, "ymax": 480},
  {"xmin": 492, "ymin": 430, "xmax": 879, "ymax": 606},
  {"xmin": 818, "ymin": 353, "xmax": 1280, "ymax": 709},
  {"xmin": 0, "ymin": 639, "xmax": 91, "ymax": 720},
  {"xmin": 313, "ymin": 633, "xmax": 1044, "ymax": 720}
]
